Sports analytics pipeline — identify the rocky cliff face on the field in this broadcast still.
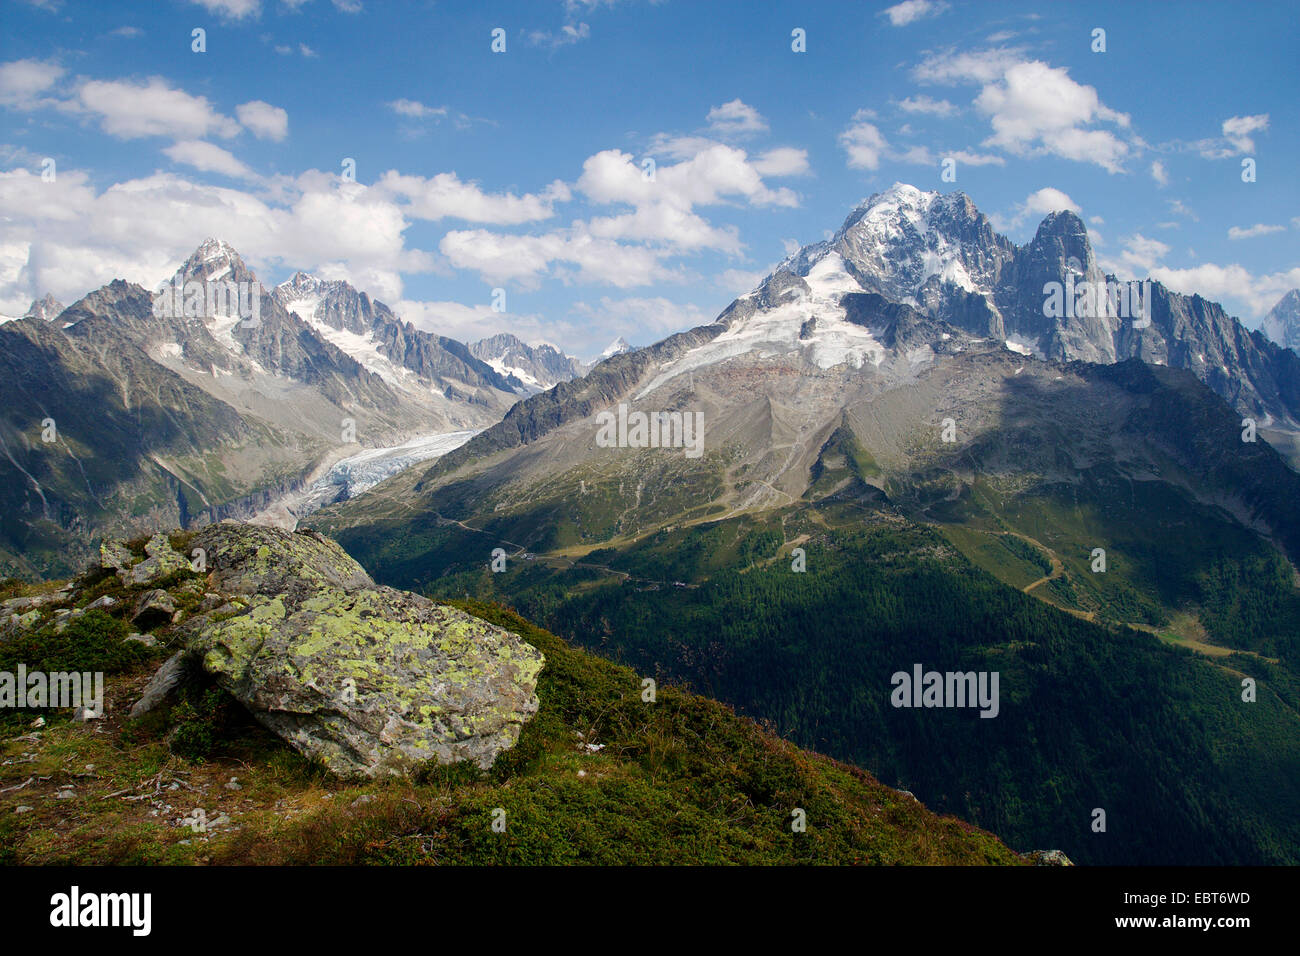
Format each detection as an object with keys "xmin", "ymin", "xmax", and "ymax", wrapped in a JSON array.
[
  {"xmin": 742, "ymin": 184, "xmax": 1300, "ymax": 427},
  {"xmin": 274, "ymin": 271, "xmax": 517, "ymax": 397},
  {"xmin": 469, "ymin": 332, "xmax": 586, "ymax": 393}
]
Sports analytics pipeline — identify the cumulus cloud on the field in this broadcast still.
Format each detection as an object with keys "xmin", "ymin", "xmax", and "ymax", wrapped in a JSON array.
[
  {"xmin": 992, "ymin": 187, "xmax": 1080, "ymax": 232},
  {"xmin": 840, "ymin": 112, "xmax": 992, "ymax": 171},
  {"xmin": 375, "ymin": 171, "xmax": 570, "ymax": 225},
  {"xmin": 706, "ymin": 99, "xmax": 768, "ymax": 137},
  {"xmin": 914, "ymin": 49, "xmax": 1134, "ymax": 172},
  {"xmin": 439, "ymin": 228, "xmax": 668, "ymax": 288},
  {"xmin": 1150, "ymin": 262, "xmax": 1300, "ymax": 320},
  {"xmin": 1221, "ymin": 114, "xmax": 1268, "ymax": 153},
  {"xmin": 751, "ymin": 147, "xmax": 810, "ymax": 177},
  {"xmin": 189, "ymin": 0, "xmax": 260, "ymax": 20},
  {"xmin": 897, "ymin": 95, "xmax": 957, "ymax": 117},
  {"xmin": 839, "ymin": 114, "xmax": 890, "ymax": 170},
  {"xmin": 77, "ymin": 77, "xmax": 241, "ymax": 140},
  {"xmin": 163, "ymin": 140, "xmax": 256, "ymax": 180},
  {"xmin": 0, "ymin": 167, "xmax": 430, "ymax": 314},
  {"xmin": 1150, "ymin": 160, "xmax": 1168, "ymax": 186},
  {"xmin": 236, "ymin": 100, "xmax": 288, "ymax": 140},
  {"xmin": 1193, "ymin": 114, "xmax": 1269, "ymax": 159},
  {"xmin": 880, "ymin": 0, "xmax": 949, "ymax": 27},
  {"xmin": 0, "ymin": 59, "xmax": 65, "ymax": 110}
]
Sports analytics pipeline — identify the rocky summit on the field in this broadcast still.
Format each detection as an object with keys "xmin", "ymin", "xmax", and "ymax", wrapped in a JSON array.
[{"xmin": 116, "ymin": 522, "xmax": 544, "ymax": 777}]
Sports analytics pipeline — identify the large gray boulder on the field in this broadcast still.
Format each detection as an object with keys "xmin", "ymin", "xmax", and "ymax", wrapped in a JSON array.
[{"xmin": 172, "ymin": 523, "xmax": 544, "ymax": 777}]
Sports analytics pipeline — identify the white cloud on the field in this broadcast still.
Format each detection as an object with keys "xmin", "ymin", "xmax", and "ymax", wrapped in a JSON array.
[
  {"xmin": 914, "ymin": 49, "xmax": 1133, "ymax": 172},
  {"xmin": 880, "ymin": 0, "xmax": 950, "ymax": 27},
  {"xmin": 77, "ymin": 77, "xmax": 240, "ymax": 140},
  {"xmin": 573, "ymin": 295, "xmax": 712, "ymax": 339},
  {"xmin": 839, "ymin": 114, "xmax": 889, "ymax": 170},
  {"xmin": 706, "ymin": 99, "xmax": 768, "ymax": 137},
  {"xmin": 1194, "ymin": 114, "xmax": 1269, "ymax": 159},
  {"xmin": 1150, "ymin": 160, "xmax": 1168, "ymax": 186},
  {"xmin": 439, "ymin": 228, "xmax": 667, "ymax": 288},
  {"xmin": 1167, "ymin": 198, "xmax": 1198, "ymax": 221},
  {"xmin": 579, "ymin": 145, "xmax": 796, "ymax": 210},
  {"xmin": 1222, "ymin": 114, "xmax": 1268, "ymax": 153},
  {"xmin": 1105, "ymin": 234, "xmax": 1170, "ymax": 275},
  {"xmin": 716, "ymin": 268, "xmax": 765, "ymax": 293},
  {"xmin": 0, "ymin": 167, "xmax": 427, "ymax": 313},
  {"xmin": 375, "ymin": 171, "xmax": 569, "ymax": 224},
  {"xmin": 1149, "ymin": 262, "xmax": 1300, "ymax": 319},
  {"xmin": 189, "ymin": 0, "xmax": 260, "ymax": 20},
  {"xmin": 0, "ymin": 59, "xmax": 65, "ymax": 110},
  {"xmin": 973, "ymin": 61, "xmax": 1130, "ymax": 172},
  {"xmin": 840, "ymin": 113, "xmax": 994, "ymax": 171},
  {"xmin": 236, "ymin": 100, "xmax": 288, "ymax": 141},
  {"xmin": 1227, "ymin": 223, "xmax": 1284, "ymax": 240},
  {"xmin": 897, "ymin": 95, "xmax": 957, "ymax": 117},
  {"xmin": 388, "ymin": 99, "xmax": 447, "ymax": 119},
  {"xmin": 993, "ymin": 187, "xmax": 1079, "ymax": 232},
  {"xmin": 1024, "ymin": 187, "xmax": 1080, "ymax": 216},
  {"xmin": 913, "ymin": 46, "xmax": 1025, "ymax": 85},
  {"xmin": 163, "ymin": 140, "xmax": 255, "ymax": 180},
  {"xmin": 752, "ymin": 147, "xmax": 809, "ymax": 177},
  {"xmin": 945, "ymin": 149, "xmax": 1005, "ymax": 167}
]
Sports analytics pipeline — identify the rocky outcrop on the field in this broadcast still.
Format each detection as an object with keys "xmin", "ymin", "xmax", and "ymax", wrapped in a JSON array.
[{"xmin": 137, "ymin": 522, "xmax": 545, "ymax": 777}]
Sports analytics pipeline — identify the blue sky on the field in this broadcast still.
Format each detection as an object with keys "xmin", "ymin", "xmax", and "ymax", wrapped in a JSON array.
[{"xmin": 2, "ymin": 0, "xmax": 1296, "ymax": 357}]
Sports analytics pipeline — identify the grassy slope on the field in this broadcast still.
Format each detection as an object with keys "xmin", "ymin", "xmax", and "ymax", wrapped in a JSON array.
[
  {"xmin": 398, "ymin": 505, "xmax": 1300, "ymax": 866},
  {"xmin": 0, "ymin": 583, "xmax": 1020, "ymax": 865}
]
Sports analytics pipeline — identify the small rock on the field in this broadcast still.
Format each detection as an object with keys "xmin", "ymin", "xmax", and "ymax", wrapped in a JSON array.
[
  {"xmin": 124, "ymin": 632, "xmax": 158, "ymax": 648},
  {"xmin": 30, "ymin": 716, "xmax": 45, "ymax": 729},
  {"xmin": 350, "ymin": 794, "xmax": 375, "ymax": 808},
  {"xmin": 224, "ymin": 777, "xmax": 241, "ymax": 791},
  {"xmin": 14, "ymin": 806, "xmax": 32, "ymax": 814},
  {"xmin": 132, "ymin": 589, "xmax": 177, "ymax": 630},
  {"xmin": 72, "ymin": 704, "xmax": 103, "ymax": 721},
  {"xmin": 85, "ymin": 594, "xmax": 117, "ymax": 611},
  {"xmin": 129, "ymin": 650, "xmax": 197, "ymax": 720},
  {"xmin": 100, "ymin": 539, "xmax": 135, "ymax": 574},
  {"xmin": 127, "ymin": 534, "xmax": 191, "ymax": 587}
]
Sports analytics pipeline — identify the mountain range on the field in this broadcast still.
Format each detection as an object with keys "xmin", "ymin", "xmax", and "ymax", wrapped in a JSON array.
[
  {"xmin": 0, "ymin": 240, "xmax": 588, "ymax": 577},
  {"xmin": 309, "ymin": 183, "xmax": 1300, "ymax": 865}
]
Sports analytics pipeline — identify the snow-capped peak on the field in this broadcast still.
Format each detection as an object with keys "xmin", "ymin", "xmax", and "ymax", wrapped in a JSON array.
[{"xmin": 600, "ymin": 336, "xmax": 632, "ymax": 360}]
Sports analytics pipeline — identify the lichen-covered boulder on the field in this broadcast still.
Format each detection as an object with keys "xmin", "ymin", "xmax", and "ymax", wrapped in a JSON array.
[
  {"xmin": 191, "ymin": 522, "xmax": 374, "ymax": 597},
  {"xmin": 177, "ymin": 523, "xmax": 544, "ymax": 778},
  {"xmin": 127, "ymin": 533, "xmax": 190, "ymax": 586},
  {"xmin": 99, "ymin": 539, "xmax": 133, "ymax": 575}
]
